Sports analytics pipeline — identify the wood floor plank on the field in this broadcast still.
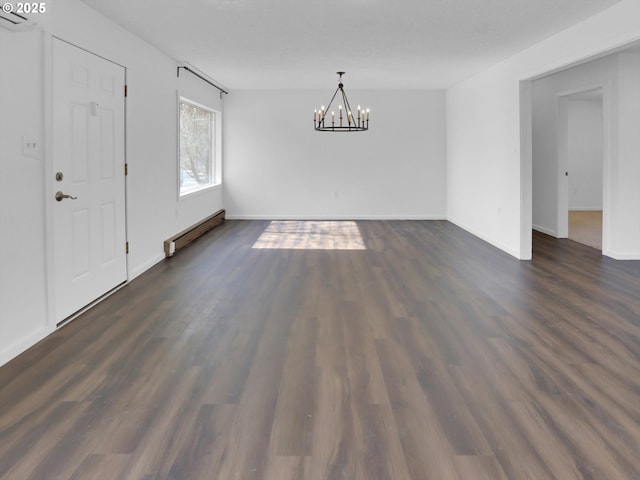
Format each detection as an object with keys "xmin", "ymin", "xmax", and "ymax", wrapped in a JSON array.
[
  {"xmin": 449, "ymin": 365, "xmax": 558, "ymax": 480},
  {"xmin": 168, "ymin": 403, "xmax": 237, "ymax": 480},
  {"xmin": 3, "ymin": 401, "xmax": 93, "ymax": 480},
  {"xmin": 214, "ymin": 250, "xmax": 302, "ymax": 479},
  {"xmin": 454, "ymin": 455, "xmax": 509, "ymax": 480},
  {"xmin": 342, "ymin": 308, "xmax": 391, "ymax": 407},
  {"xmin": 308, "ymin": 366, "xmax": 357, "ymax": 480},
  {"xmin": 351, "ymin": 403, "xmax": 412, "ymax": 480},
  {"xmin": 0, "ymin": 221, "xmax": 638, "ymax": 479},
  {"xmin": 69, "ymin": 453, "xmax": 131, "ymax": 480},
  {"xmin": 508, "ymin": 400, "xmax": 586, "ymax": 479},
  {"xmin": 268, "ymin": 315, "xmax": 316, "ymax": 456},
  {"xmin": 376, "ymin": 338, "xmax": 462, "ymax": 479},
  {"xmin": 0, "ymin": 362, "xmax": 86, "ymax": 432},
  {"xmin": 262, "ymin": 455, "xmax": 310, "ymax": 480}
]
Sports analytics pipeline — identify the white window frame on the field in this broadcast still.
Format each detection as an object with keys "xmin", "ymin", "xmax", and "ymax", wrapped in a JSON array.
[{"xmin": 177, "ymin": 96, "xmax": 222, "ymax": 198}]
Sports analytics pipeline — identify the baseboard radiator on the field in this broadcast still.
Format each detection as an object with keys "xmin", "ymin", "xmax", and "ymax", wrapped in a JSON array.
[{"xmin": 164, "ymin": 209, "xmax": 225, "ymax": 258}]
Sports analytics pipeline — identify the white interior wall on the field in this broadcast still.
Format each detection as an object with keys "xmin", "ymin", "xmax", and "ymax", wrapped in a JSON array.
[
  {"xmin": 224, "ymin": 90, "xmax": 446, "ymax": 219},
  {"xmin": 612, "ymin": 53, "xmax": 640, "ymax": 257},
  {"xmin": 447, "ymin": 68, "xmax": 522, "ymax": 257},
  {"xmin": 0, "ymin": 29, "xmax": 49, "ymax": 364},
  {"xmin": 447, "ymin": 0, "xmax": 640, "ymax": 260},
  {"xmin": 568, "ymin": 98, "xmax": 603, "ymax": 210},
  {"xmin": 0, "ymin": 0, "xmax": 224, "ymax": 366}
]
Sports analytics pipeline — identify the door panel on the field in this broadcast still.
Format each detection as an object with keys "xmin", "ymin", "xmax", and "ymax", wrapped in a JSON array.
[
  {"xmin": 100, "ymin": 109, "xmax": 115, "ymax": 179},
  {"xmin": 52, "ymin": 39, "xmax": 127, "ymax": 322},
  {"xmin": 101, "ymin": 202, "xmax": 116, "ymax": 264},
  {"xmin": 71, "ymin": 103, "xmax": 89, "ymax": 182},
  {"xmin": 71, "ymin": 209, "xmax": 90, "ymax": 278}
]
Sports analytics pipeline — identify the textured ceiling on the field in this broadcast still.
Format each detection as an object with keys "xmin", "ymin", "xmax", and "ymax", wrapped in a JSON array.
[{"xmin": 79, "ymin": 0, "xmax": 624, "ymax": 90}]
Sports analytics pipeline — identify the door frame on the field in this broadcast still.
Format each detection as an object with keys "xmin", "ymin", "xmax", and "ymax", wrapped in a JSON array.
[
  {"xmin": 556, "ymin": 84, "xmax": 610, "ymax": 250},
  {"xmin": 44, "ymin": 35, "xmax": 129, "ymax": 329}
]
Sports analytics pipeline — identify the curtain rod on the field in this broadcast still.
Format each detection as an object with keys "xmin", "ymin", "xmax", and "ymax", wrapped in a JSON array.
[{"xmin": 177, "ymin": 66, "xmax": 229, "ymax": 97}]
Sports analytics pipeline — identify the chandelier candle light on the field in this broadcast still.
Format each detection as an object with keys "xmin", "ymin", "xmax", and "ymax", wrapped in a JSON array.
[{"xmin": 314, "ymin": 72, "xmax": 369, "ymax": 132}]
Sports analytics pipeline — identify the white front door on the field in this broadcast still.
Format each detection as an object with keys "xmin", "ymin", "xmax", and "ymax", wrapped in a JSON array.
[{"xmin": 52, "ymin": 39, "xmax": 127, "ymax": 323}]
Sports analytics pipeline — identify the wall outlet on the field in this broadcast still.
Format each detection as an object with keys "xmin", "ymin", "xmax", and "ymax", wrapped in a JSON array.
[{"xmin": 22, "ymin": 136, "xmax": 42, "ymax": 160}]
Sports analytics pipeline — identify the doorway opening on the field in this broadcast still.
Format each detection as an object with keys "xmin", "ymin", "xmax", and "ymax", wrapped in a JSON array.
[
  {"xmin": 562, "ymin": 88, "xmax": 604, "ymax": 250},
  {"xmin": 524, "ymin": 40, "xmax": 640, "ymax": 260}
]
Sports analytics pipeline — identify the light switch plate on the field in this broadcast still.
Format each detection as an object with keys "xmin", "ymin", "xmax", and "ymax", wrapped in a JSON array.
[{"xmin": 22, "ymin": 136, "xmax": 42, "ymax": 160}]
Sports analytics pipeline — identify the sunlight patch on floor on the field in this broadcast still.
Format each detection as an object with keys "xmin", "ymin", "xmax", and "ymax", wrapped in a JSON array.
[{"xmin": 252, "ymin": 221, "xmax": 367, "ymax": 250}]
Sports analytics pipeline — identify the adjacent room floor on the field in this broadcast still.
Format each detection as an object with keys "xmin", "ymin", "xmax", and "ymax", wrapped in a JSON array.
[
  {"xmin": 0, "ymin": 220, "xmax": 638, "ymax": 479},
  {"xmin": 569, "ymin": 210, "xmax": 602, "ymax": 250}
]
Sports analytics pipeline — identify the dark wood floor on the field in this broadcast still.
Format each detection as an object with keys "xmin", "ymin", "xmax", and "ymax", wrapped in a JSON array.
[{"xmin": 1, "ymin": 220, "xmax": 639, "ymax": 479}]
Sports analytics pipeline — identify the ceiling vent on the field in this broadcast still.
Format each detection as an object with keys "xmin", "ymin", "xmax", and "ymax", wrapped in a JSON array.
[{"xmin": 0, "ymin": 9, "xmax": 39, "ymax": 31}]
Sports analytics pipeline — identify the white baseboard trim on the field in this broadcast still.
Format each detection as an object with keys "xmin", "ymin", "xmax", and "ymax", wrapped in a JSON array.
[
  {"xmin": 129, "ymin": 253, "xmax": 166, "ymax": 281},
  {"xmin": 603, "ymin": 249, "xmax": 640, "ymax": 260},
  {"xmin": 532, "ymin": 224, "xmax": 558, "ymax": 237},
  {"xmin": 0, "ymin": 325, "xmax": 55, "ymax": 368},
  {"xmin": 226, "ymin": 214, "xmax": 447, "ymax": 221},
  {"xmin": 568, "ymin": 207, "xmax": 603, "ymax": 211},
  {"xmin": 447, "ymin": 216, "xmax": 521, "ymax": 259}
]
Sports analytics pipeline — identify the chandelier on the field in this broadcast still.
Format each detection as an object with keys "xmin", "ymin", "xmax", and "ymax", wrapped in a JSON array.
[{"xmin": 314, "ymin": 72, "xmax": 369, "ymax": 132}]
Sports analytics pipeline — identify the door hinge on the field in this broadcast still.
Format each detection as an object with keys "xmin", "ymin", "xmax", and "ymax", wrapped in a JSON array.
[
  {"xmin": 126, "ymin": 242, "xmax": 129, "ymax": 254},
  {"xmin": 125, "ymin": 163, "xmax": 128, "ymax": 176},
  {"xmin": 124, "ymin": 85, "xmax": 128, "ymax": 97}
]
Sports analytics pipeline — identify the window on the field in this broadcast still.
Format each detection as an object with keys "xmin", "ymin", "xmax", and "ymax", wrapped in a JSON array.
[{"xmin": 178, "ymin": 97, "xmax": 220, "ymax": 196}]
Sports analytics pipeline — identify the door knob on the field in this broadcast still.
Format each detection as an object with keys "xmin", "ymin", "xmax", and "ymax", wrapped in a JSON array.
[{"xmin": 55, "ymin": 191, "xmax": 78, "ymax": 201}]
